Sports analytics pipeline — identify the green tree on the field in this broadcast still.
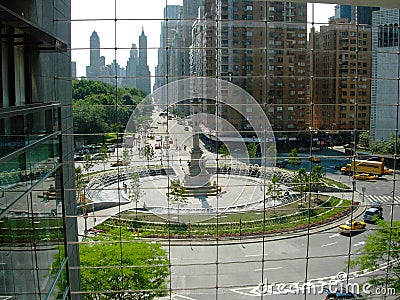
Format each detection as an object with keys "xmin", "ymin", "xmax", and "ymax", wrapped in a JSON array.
[
  {"xmin": 128, "ymin": 172, "xmax": 144, "ymax": 219},
  {"xmin": 219, "ymin": 143, "xmax": 230, "ymax": 165},
  {"xmin": 288, "ymin": 148, "xmax": 301, "ymax": 169},
  {"xmin": 72, "ymin": 80, "xmax": 146, "ymax": 141},
  {"xmin": 370, "ymin": 133, "xmax": 400, "ymax": 155},
  {"xmin": 99, "ymin": 144, "xmax": 109, "ymax": 171},
  {"xmin": 358, "ymin": 130, "xmax": 370, "ymax": 149},
  {"xmin": 310, "ymin": 165, "xmax": 323, "ymax": 190},
  {"xmin": 122, "ymin": 148, "xmax": 131, "ymax": 166},
  {"xmin": 267, "ymin": 174, "xmax": 281, "ymax": 210},
  {"xmin": 348, "ymin": 220, "xmax": 400, "ymax": 292},
  {"xmin": 83, "ymin": 154, "xmax": 94, "ymax": 179},
  {"xmin": 247, "ymin": 142, "xmax": 257, "ymax": 163},
  {"xmin": 169, "ymin": 180, "xmax": 188, "ymax": 222},
  {"xmin": 79, "ymin": 241, "xmax": 169, "ymax": 299},
  {"xmin": 142, "ymin": 144, "xmax": 155, "ymax": 167},
  {"xmin": 292, "ymin": 167, "xmax": 309, "ymax": 202}
]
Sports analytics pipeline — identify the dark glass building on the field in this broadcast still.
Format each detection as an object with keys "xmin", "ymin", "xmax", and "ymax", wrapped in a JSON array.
[{"xmin": 0, "ymin": 1, "xmax": 80, "ymax": 299}]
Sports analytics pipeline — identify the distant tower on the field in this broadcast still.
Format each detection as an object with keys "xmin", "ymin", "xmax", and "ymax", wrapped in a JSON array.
[
  {"xmin": 136, "ymin": 27, "xmax": 151, "ymax": 95},
  {"xmin": 90, "ymin": 31, "xmax": 100, "ymax": 68},
  {"xmin": 86, "ymin": 31, "xmax": 103, "ymax": 79},
  {"xmin": 124, "ymin": 43, "xmax": 138, "ymax": 88}
]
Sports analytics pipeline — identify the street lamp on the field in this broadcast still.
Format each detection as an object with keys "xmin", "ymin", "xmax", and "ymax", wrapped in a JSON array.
[{"xmin": 362, "ymin": 187, "xmax": 366, "ymax": 204}]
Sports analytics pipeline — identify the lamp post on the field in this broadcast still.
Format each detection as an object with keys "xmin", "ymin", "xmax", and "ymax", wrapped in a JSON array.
[
  {"xmin": 82, "ymin": 185, "xmax": 88, "ymax": 235},
  {"xmin": 362, "ymin": 187, "xmax": 366, "ymax": 203}
]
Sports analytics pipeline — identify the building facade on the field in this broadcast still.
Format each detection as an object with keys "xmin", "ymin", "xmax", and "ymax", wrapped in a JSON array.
[
  {"xmin": 0, "ymin": 1, "xmax": 80, "ymax": 299},
  {"xmin": 154, "ymin": 5, "xmax": 182, "ymax": 91},
  {"xmin": 311, "ymin": 18, "xmax": 372, "ymax": 132},
  {"xmin": 333, "ymin": 5, "xmax": 380, "ymax": 25},
  {"xmin": 188, "ymin": 0, "xmax": 308, "ymax": 138},
  {"xmin": 370, "ymin": 8, "xmax": 400, "ymax": 142}
]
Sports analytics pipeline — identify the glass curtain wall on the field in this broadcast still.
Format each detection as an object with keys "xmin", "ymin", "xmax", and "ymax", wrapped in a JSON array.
[{"xmin": 0, "ymin": 1, "xmax": 78, "ymax": 299}]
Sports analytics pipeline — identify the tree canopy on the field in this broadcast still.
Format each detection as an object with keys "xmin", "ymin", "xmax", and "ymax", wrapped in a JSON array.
[
  {"xmin": 79, "ymin": 241, "xmax": 169, "ymax": 299},
  {"xmin": 247, "ymin": 142, "xmax": 257, "ymax": 159},
  {"xmin": 288, "ymin": 148, "xmax": 301, "ymax": 168},
  {"xmin": 348, "ymin": 220, "xmax": 400, "ymax": 292},
  {"xmin": 72, "ymin": 80, "xmax": 147, "ymax": 138}
]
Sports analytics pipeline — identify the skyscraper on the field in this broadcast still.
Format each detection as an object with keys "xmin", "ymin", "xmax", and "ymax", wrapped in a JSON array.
[
  {"xmin": 86, "ymin": 31, "xmax": 103, "ymax": 79},
  {"xmin": 136, "ymin": 28, "xmax": 151, "ymax": 95},
  {"xmin": 333, "ymin": 5, "xmax": 380, "ymax": 25},
  {"xmin": 125, "ymin": 43, "xmax": 139, "ymax": 88},
  {"xmin": 370, "ymin": 8, "xmax": 400, "ymax": 142}
]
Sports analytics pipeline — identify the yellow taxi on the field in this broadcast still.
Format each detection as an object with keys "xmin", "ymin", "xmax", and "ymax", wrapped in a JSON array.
[
  {"xmin": 384, "ymin": 167, "xmax": 394, "ymax": 175},
  {"xmin": 110, "ymin": 160, "xmax": 126, "ymax": 167},
  {"xmin": 353, "ymin": 173, "xmax": 375, "ymax": 180},
  {"xmin": 338, "ymin": 220, "xmax": 366, "ymax": 235},
  {"xmin": 309, "ymin": 156, "xmax": 321, "ymax": 163}
]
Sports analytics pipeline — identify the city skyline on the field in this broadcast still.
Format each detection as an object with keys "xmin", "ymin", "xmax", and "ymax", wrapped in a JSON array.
[{"xmin": 71, "ymin": 2, "xmax": 336, "ymax": 86}]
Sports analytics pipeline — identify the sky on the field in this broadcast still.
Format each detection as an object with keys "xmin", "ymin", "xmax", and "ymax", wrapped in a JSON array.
[{"xmin": 71, "ymin": 1, "xmax": 336, "ymax": 79}]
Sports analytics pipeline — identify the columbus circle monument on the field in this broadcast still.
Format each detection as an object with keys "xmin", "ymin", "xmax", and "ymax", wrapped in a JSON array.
[{"xmin": 85, "ymin": 77, "xmax": 298, "ymax": 223}]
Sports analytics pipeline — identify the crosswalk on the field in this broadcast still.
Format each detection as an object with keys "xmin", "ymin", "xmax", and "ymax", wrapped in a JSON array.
[{"xmin": 366, "ymin": 194, "xmax": 400, "ymax": 204}]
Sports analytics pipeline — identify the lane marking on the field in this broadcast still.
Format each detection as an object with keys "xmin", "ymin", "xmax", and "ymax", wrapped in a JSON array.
[
  {"xmin": 321, "ymin": 242, "xmax": 337, "ymax": 247},
  {"xmin": 329, "ymin": 233, "xmax": 340, "ymax": 238},
  {"xmin": 255, "ymin": 267, "xmax": 282, "ymax": 271},
  {"xmin": 353, "ymin": 241, "xmax": 365, "ymax": 247},
  {"xmin": 246, "ymin": 253, "xmax": 268, "ymax": 257},
  {"xmin": 173, "ymin": 294, "xmax": 197, "ymax": 300}
]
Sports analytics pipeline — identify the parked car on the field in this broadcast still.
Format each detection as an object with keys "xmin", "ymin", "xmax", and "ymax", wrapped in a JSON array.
[
  {"xmin": 276, "ymin": 159, "xmax": 288, "ymax": 168},
  {"xmin": 154, "ymin": 143, "xmax": 161, "ymax": 149},
  {"xmin": 363, "ymin": 207, "xmax": 383, "ymax": 223},
  {"xmin": 74, "ymin": 154, "xmax": 84, "ymax": 161},
  {"xmin": 370, "ymin": 201, "xmax": 383, "ymax": 212},
  {"xmin": 353, "ymin": 173, "xmax": 375, "ymax": 180},
  {"xmin": 338, "ymin": 220, "xmax": 366, "ymax": 235}
]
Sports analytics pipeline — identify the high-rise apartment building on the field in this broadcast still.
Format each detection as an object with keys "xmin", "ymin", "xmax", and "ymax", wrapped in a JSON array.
[
  {"xmin": 189, "ymin": 0, "xmax": 308, "ymax": 137},
  {"xmin": 154, "ymin": 5, "xmax": 182, "ymax": 91},
  {"xmin": 0, "ymin": 1, "xmax": 79, "ymax": 299},
  {"xmin": 370, "ymin": 8, "xmax": 400, "ymax": 142},
  {"xmin": 182, "ymin": 0, "xmax": 205, "ymax": 79},
  {"xmin": 311, "ymin": 18, "xmax": 372, "ymax": 132},
  {"xmin": 136, "ymin": 28, "xmax": 152, "ymax": 95}
]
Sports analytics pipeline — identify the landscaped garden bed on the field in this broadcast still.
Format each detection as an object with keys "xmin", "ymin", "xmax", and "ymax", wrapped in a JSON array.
[{"xmin": 91, "ymin": 195, "xmax": 359, "ymax": 240}]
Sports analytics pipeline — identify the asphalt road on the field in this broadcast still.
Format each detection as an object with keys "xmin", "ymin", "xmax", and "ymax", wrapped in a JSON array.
[{"xmin": 164, "ymin": 216, "xmax": 398, "ymax": 300}]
